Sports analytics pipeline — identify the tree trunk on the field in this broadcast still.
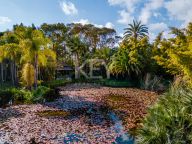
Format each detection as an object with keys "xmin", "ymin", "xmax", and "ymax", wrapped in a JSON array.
[
  {"xmin": 0, "ymin": 63, "xmax": 3, "ymax": 83},
  {"xmin": 14, "ymin": 64, "xmax": 18, "ymax": 86},
  {"xmin": 11, "ymin": 61, "xmax": 15, "ymax": 85},
  {"xmin": 34, "ymin": 53, "xmax": 38, "ymax": 89},
  {"xmin": 4, "ymin": 63, "xmax": 7, "ymax": 82},
  {"xmin": 74, "ymin": 54, "xmax": 80, "ymax": 79}
]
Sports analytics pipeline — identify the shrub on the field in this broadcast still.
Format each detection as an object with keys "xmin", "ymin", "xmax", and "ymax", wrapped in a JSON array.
[
  {"xmin": 42, "ymin": 79, "xmax": 70, "ymax": 89},
  {"xmin": 139, "ymin": 73, "xmax": 169, "ymax": 92},
  {"xmin": 32, "ymin": 86, "xmax": 58, "ymax": 103},
  {"xmin": 0, "ymin": 89, "xmax": 13, "ymax": 107},
  {"xmin": 102, "ymin": 79, "xmax": 135, "ymax": 87},
  {"xmin": 11, "ymin": 88, "xmax": 33, "ymax": 104},
  {"xmin": 0, "ymin": 85, "xmax": 58, "ymax": 107},
  {"xmin": 137, "ymin": 85, "xmax": 192, "ymax": 144}
]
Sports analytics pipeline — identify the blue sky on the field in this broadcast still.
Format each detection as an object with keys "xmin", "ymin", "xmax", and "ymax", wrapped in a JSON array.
[{"xmin": 0, "ymin": 0, "xmax": 192, "ymax": 40}]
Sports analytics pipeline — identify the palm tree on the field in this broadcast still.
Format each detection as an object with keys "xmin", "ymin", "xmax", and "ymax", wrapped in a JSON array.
[
  {"xmin": 2, "ymin": 32, "xmax": 21, "ymax": 85},
  {"xmin": 0, "ymin": 45, "xmax": 5, "ymax": 83},
  {"xmin": 0, "ymin": 31, "xmax": 20, "ymax": 85},
  {"xmin": 123, "ymin": 20, "xmax": 148, "ymax": 42},
  {"xmin": 14, "ymin": 25, "xmax": 56, "ymax": 89}
]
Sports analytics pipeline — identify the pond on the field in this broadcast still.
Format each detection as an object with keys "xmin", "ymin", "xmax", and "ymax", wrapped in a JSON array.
[
  {"xmin": 60, "ymin": 108, "xmax": 135, "ymax": 144},
  {"xmin": 1, "ymin": 104, "xmax": 135, "ymax": 143},
  {"xmin": 1, "ymin": 85, "xmax": 146, "ymax": 143}
]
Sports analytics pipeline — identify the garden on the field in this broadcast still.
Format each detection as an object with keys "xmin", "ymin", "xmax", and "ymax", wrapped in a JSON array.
[{"xmin": 1, "ymin": 20, "xmax": 192, "ymax": 143}]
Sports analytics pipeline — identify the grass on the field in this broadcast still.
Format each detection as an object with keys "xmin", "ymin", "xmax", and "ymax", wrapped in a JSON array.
[{"xmin": 72, "ymin": 78, "xmax": 136, "ymax": 87}]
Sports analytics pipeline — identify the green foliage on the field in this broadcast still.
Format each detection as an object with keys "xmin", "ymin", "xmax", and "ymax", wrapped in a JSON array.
[
  {"xmin": 124, "ymin": 20, "xmax": 148, "ymax": 41},
  {"xmin": 0, "ymin": 89, "xmax": 13, "ymax": 107},
  {"xmin": 137, "ymin": 85, "xmax": 192, "ymax": 144},
  {"xmin": 153, "ymin": 23, "xmax": 192, "ymax": 84},
  {"xmin": 101, "ymin": 79, "xmax": 135, "ymax": 87},
  {"xmin": 66, "ymin": 36, "xmax": 89, "ymax": 61},
  {"xmin": 139, "ymin": 73, "xmax": 169, "ymax": 92},
  {"xmin": 42, "ymin": 79, "xmax": 70, "ymax": 89},
  {"xmin": 0, "ymin": 24, "xmax": 56, "ymax": 88},
  {"xmin": 72, "ymin": 78, "xmax": 135, "ymax": 87},
  {"xmin": 109, "ymin": 36, "xmax": 153, "ymax": 77},
  {"xmin": 93, "ymin": 47, "xmax": 116, "ymax": 64},
  {"xmin": 108, "ymin": 20, "xmax": 155, "ymax": 78},
  {"xmin": 0, "ymin": 85, "xmax": 58, "ymax": 107},
  {"xmin": 67, "ymin": 23, "xmax": 117, "ymax": 51},
  {"xmin": 109, "ymin": 46, "xmax": 141, "ymax": 75},
  {"xmin": 11, "ymin": 88, "xmax": 33, "ymax": 104},
  {"xmin": 0, "ymin": 88, "xmax": 32, "ymax": 107},
  {"xmin": 32, "ymin": 86, "xmax": 51, "ymax": 103}
]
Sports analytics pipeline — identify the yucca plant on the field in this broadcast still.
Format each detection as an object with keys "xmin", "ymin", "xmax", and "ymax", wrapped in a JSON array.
[{"xmin": 137, "ymin": 84, "xmax": 192, "ymax": 144}]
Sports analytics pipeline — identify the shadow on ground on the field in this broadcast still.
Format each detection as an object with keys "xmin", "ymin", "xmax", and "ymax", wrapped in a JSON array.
[
  {"xmin": 0, "ymin": 108, "xmax": 24, "ymax": 123},
  {"xmin": 41, "ymin": 94, "xmax": 135, "ymax": 144},
  {"xmin": 42, "ymin": 95, "xmax": 112, "ymax": 127}
]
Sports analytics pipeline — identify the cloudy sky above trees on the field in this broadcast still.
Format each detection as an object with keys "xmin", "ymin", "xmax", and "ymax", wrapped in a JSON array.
[{"xmin": 0, "ymin": 0, "xmax": 192, "ymax": 40}]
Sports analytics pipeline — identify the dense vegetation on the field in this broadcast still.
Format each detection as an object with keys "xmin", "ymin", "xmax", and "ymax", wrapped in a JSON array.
[
  {"xmin": 138, "ymin": 83, "xmax": 192, "ymax": 143},
  {"xmin": 1, "ymin": 20, "xmax": 192, "ymax": 143}
]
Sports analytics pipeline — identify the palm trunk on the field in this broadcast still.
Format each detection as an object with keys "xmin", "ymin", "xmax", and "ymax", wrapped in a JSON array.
[
  {"xmin": 14, "ymin": 64, "xmax": 18, "ymax": 86},
  {"xmin": 4, "ymin": 63, "xmax": 7, "ymax": 82},
  {"xmin": 11, "ymin": 61, "xmax": 15, "ymax": 85},
  {"xmin": 0, "ymin": 63, "xmax": 3, "ymax": 83},
  {"xmin": 34, "ymin": 53, "xmax": 38, "ymax": 89}
]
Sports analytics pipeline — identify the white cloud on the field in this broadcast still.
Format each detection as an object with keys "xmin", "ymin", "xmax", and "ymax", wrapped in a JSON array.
[
  {"xmin": 108, "ymin": 0, "xmax": 139, "ymax": 13},
  {"xmin": 162, "ymin": 30, "xmax": 174, "ymax": 39},
  {"xmin": 74, "ymin": 19, "xmax": 114, "ymax": 29},
  {"xmin": 108, "ymin": 0, "xmax": 164, "ymax": 25},
  {"xmin": 165, "ymin": 0, "xmax": 192, "ymax": 27},
  {"xmin": 139, "ymin": 0, "xmax": 164, "ymax": 24},
  {"xmin": 60, "ymin": 1, "xmax": 78, "ymax": 15},
  {"xmin": 149, "ymin": 22, "xmax": 168, "ymax": 32},
  {"xmin": 74, "ymin": 19, "xmax": 90, "ymax": 25},
  {"xmin": 153, "ymin": 12, "xmax": 161, "ymax": 17},
  {"xmin": 139, "ymin": 9, "xmax": 151, "ymax": 24},
  {"xmin": 108, "ymin": 0, "xmax": 139, "ymax": 25},
  {"xmin": 148, "ymin": 22, "xmax": 168, "ymax": 42},
  {"xmin": 0, "ymin": 16, "xmax": 11, "ymax": 24},
  {"xmin": 149, "ymin": 32, "xmax": 156, "ymax": 42},
  {"xmin": 105, "ymin": 22, "xmax": 114, "ymax": 29},
  {"xmin": 117, "ymin": 10, "xmax": 134, "ymax": 25}
]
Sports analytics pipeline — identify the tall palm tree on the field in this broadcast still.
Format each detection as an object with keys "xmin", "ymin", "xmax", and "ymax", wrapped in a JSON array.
[
  {"xmin": 0, "ymin": 45, "xmax": 5, "ymax": 83},
  {"xmin": 123, "ymin": 20, "xmax": 148, "ymax": 42},
  {"xmin": 0, "ymin": 31, "xmax": 20, "ymax": 85},
  {"xmin": 15, "ymin": 25, "xmax": 56, "ymax": 89}
]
